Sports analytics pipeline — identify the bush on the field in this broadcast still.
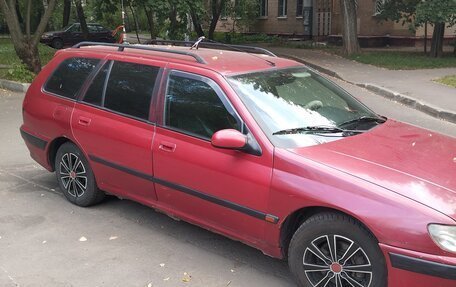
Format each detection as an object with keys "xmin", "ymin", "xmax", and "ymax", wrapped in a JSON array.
[{"xmin": 6, "ymin": 64, "xmax": 36, "ymax": 83}]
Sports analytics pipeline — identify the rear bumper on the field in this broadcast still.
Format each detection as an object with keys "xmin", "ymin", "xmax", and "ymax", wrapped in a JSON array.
[
  {"xmin": 20, "ymin": 127, "xmax": 52, "ymax": 171},
  {"xmin": 380, "ymin": 244, "xmax": 456, "ymax": 286}
]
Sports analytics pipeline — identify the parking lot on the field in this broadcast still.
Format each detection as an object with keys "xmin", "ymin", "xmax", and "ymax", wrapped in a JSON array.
[{"xmin": 1, "ymin": 79, "xmax": 455, "ymax": 286}]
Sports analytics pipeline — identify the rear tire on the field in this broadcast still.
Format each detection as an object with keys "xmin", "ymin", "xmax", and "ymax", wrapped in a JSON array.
[
  {"xmin": 51, "ymin": 38, "xmax": 64, "ymax": 49},
  {"xmin": 55, "ymin": 142, "xmax": 105, "ymax": 207},
  {"xmin": 288, "ymin": 212, "xmax": 387, "ymax": 287}
]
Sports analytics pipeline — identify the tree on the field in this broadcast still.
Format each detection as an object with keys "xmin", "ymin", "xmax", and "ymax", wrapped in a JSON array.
[
  {"xmin": 379, "ymin": 0, "xmax": 456, "ymax": 58},
  {"xmin": 415, "ymin": 0, "xmax": 456, "ymax": 57},
  {"xmin": 62, "ymin": 0, "xmax": 71, "ymax": 28},
  {"xmin": 340, "ymin": 0, "xmax": 360, "ymax": 55},
  {"xmin": 74, "ymin": 0, "xmax": 89, "ymax": 39},
  {"xmin": 0, "ymin": 0, "xmax": 57, "ymax": 73},
  {"xmin": 208, "ymin": 0, "xmax": 226, "ymax": 40}
]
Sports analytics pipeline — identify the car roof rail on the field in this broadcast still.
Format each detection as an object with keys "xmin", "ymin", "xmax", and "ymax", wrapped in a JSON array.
[
  {"xmin": 146, "ymin": 39, "xmax": 277, "ymax": 57},
  {"xmin": 72, "ymin": 41, "xmax": 207, "ymax": 64}
]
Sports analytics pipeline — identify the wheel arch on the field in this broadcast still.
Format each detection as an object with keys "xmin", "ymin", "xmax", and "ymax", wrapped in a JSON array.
[
  {"xmin": 279, "ymin": 206, "xmax": 379, "ymax": 259},
  {"xmin": 47, "ymin": 136, "xmax": 75, "ymax": 171}
]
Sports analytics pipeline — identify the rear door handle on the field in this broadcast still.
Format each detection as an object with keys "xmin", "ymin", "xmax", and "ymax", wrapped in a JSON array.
[
  {"xmin": 159, "ymin": 141, "xmax": 176, "ymax": 152},
  {"xmin": 78, "ymin": 117, "xmax": 91, "ymax": 126}
]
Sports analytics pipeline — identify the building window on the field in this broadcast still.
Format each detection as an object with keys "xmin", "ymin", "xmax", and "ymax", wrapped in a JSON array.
[
  {"xmin": 278, "ymin": 0, "xmax": 287, "ymax": 17},
  {"xmin": 374, "ymin": 0, "xmax": 386, "ymax": 15},
  {"xmin": 296, "ymin": 0, "xmax": 303, "ymax": 17},
  {"xmin": 259, "ymin": 0, "xmax": 268, "ymax": 17}
]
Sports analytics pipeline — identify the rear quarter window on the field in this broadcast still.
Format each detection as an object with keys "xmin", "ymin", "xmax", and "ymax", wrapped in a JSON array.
[{"xmin": 44, "ymin": 57, "xmax": 99, "ymax": 99}]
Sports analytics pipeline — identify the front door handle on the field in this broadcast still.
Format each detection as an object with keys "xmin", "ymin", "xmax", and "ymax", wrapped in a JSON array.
[
  {"xmin": 159, "ymin": 141, "xmax": 176, "ymax": 152},
  {"xmin": 78, "ymin": 116, "xmax": 91, "ymax": 126}
]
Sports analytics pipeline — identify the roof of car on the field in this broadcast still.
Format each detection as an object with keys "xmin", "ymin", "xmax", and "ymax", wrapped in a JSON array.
[{"xmin": 70, "ymin": 44, "xmax": 300, "ymax": 76}]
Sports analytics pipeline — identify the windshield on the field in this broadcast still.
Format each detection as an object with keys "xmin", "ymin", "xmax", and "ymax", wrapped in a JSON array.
[{"xmin": 228, "ymin": 67, "xmax": 384, "ymax": 148}]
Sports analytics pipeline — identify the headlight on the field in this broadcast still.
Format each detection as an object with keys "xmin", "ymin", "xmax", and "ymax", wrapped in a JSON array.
[{"xmin": 428, "ymin": 224, "xmax": 456, "ymax": 253}]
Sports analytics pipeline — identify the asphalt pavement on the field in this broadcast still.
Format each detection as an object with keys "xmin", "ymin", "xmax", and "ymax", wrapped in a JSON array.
[{"xmin": 0, "ymin": 81, "xmax": 455, "ymax": 287}]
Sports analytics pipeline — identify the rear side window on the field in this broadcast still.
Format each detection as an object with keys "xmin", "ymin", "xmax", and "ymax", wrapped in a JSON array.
[
  {"xmin": 104, "ymin": 61, "xmax": 159, "ymax": 120},
  {"xmin": 45, "ymin": 57, "xmax": 99, "ymax": 99},
  {"xmin": 83, "ymin": 62, "xmax": 110, "ymax": 106}
]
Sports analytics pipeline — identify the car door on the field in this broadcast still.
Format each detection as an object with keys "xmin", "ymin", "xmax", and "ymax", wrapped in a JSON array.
[
  {"xmin": 66, "ymin": 23, "xmax": 84, "ymax": 45},
  {"xmin": 152, "ymin": 69, "xmax": 275, "ymax": 243},
  {"xmin": 72, "ymin": 58, "xmax": 164, "ymax": 204}
]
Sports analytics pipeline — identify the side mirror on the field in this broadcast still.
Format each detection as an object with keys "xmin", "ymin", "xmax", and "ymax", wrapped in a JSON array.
[{"xmin": 211, "ymin": 129, "xmax": 247, "ymax": 150}]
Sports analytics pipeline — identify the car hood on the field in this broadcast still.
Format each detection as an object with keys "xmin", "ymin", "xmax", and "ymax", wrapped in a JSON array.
[{"xmin": 287, "ymin": 120, "xmax": 456, "ymax": 221}]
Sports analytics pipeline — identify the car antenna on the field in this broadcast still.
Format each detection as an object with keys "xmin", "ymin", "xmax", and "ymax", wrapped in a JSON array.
[
  {"xmin": 190, "ymin": 37, "xmax": 276, "ymax": 67},
  {"xmin": 190, "ymin": 36, "xmax": 205, "ymax": 50}
]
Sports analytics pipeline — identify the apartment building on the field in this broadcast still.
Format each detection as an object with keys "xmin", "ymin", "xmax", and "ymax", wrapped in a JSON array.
[{"xmin": 216, "ymin": 0, "xmax": 455, "ymax": 47}]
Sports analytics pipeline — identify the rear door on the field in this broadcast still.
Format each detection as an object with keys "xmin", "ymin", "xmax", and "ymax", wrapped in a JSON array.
[
  {"xmin": 152, "ymin": 68, "xmax": 275, "ymax": 243},
  {"xmin": 72, "ymin": 57, "xmax": 164, "ymax": 204}
]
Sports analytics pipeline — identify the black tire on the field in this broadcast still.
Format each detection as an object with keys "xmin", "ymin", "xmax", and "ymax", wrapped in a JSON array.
[
  {"xmin": 55, "ymin": 142, "xmax": 105, "ymax": 207},
  {"xmin": 51, "ymin": 38, "xmax": 64, "ymax": 49},
  {"xmin": 288, "ymin": 212, "xmax": 387, "ymax": 287}
]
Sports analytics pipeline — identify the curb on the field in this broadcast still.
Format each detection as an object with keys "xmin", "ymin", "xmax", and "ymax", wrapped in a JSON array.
[
  {"xmin": 358, "ymin": 83, "xmax": 456, "ymax": 124},
  {"xmin": 281, "ymin": 53, "xmax": 456, "ymax": 125},
  {"xmin": 0, "ymin": 79, "xmax": 30, "ymax": 93}
]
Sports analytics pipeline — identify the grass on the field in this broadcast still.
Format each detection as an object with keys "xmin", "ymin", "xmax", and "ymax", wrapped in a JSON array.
[
  {"xmin": 435, "ymin": 75, "xmax": 456, "ymax": 88},
  {"xmin": 346, "ymin": 51, "xmax": 456, "ymax": 70},
  {"xmin": 0, "ymin": 38, "xmax": 55, "ymax": 83}
]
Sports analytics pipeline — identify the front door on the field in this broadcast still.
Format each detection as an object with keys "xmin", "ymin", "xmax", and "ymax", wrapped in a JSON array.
[
  {"xmin": 72, "ymin": 59, "xmax": 163, "ymax": 204},
  {"xmin": 152, "ymin": 70, "xmax": 274, "ymax": 242}
]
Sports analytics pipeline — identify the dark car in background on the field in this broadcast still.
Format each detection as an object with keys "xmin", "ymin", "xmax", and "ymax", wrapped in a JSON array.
[{"xmin": 40, "ymin": 23, "xmax": 116, "ymax": 49}]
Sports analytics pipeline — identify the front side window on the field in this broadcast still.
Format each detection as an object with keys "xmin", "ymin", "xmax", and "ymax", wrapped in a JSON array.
[
  {"xmin": 45, "ymin": 57, "xmax": 99, "ymax": 99},
  {"xmin": 103, "ymin": 61, "xmax": 159, "ymax": 120},
  {"xmin": 228, "ymin": 67, "xmax": 384, "ymax": 148},
  {"xmin": 278, "ymin": 0, "xmax": 287, "ymax": 17},
  {"xmin": 164, "ymin": 73, "xmax": 240, "ymax": 140}
]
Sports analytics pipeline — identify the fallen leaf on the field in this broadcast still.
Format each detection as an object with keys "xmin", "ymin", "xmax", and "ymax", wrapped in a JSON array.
[
  {"xmin": 182, "ymin": 272, "xmax": 191, "ymax": 283},
  {"xmin": 109, "ymin": 236, "xmax": 118, "ymax": 240},
  {"xmin": 163, "ymin": 277, "xmax": 170, "ymax": 281},
  {"xmin": 159, "ymin": 263, "xmax": 165, "ymax": 267},
  {"xmin": 147, "ymin": 283, "xmax": 153, "ymax": 287},
  {"xmin": 40, "ymin": 194, "xmax": 44, "ymax": 197},
  {"xmin": 79, "ymin": 236, "xmax": 87, "ymax": 242},
  {"xmin": 42, "ymin": 240, "xmax": 47, "ymax": 244}
]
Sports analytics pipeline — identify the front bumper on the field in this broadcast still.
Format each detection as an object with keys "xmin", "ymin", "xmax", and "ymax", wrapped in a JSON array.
[{"xmin": 380, "ymin": 244, "xmax": 456, "ymax": 286}]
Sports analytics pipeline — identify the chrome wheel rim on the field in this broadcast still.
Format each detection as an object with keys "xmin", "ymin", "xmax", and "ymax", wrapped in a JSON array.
[
  {"xmin": 59, "ymin": 153, "xmax": 87, "ymax": 197},
  {"xmin": 303, "ymin": 235, "xmax": 373, "ymax": 287}
]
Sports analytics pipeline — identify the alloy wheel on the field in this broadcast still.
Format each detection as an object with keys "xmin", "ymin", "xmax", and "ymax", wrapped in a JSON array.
[
  {"xmin": 59, "ymin": 153, "xmax": 87, "ymax": 197},
  {"xmin": 303, "ymin": 235, "xmax": 373, "ymax": 287}
]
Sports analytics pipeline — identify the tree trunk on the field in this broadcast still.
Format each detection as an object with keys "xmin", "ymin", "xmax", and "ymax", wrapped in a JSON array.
[
  {"xmin": 208, "ymin": 0, "xmax": 225, "ymax": 40},
  {"xmin": 340, "ymin": 0, "xmax": 360, "ymax": 55},
  {"xmin": 129, "ymin": 4, "xmax": 140, "ymax": 43},
  {"xmin": 189, "ymin": 5, "xmax": 204, "ymax": 37},
  {"xmin": 0, "ymin": 0, "xmax": 57, "ymax": 72},
  {"xmin": 62, "ymin": 0, "xmax": 71, "ymax": 28},
  {"xmin": 430, "ymin": 22, "xmax": 445, "ymax": 58},
  {"xmin": 74, "ymin": 0, "xmax": 89, "ymax": 39},
  {"xmin": 144, "ymin": 5, "xmax": 156, "ymax": 39},
  {"xmin": 16, "ymin": 43, "xmax": 42, "ymax": 73}
]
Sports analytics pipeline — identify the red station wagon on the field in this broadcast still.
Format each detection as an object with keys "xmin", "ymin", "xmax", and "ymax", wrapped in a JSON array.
[{"xmin": 21, "ymin": 40, "xmax": 456, "ymax": 287}]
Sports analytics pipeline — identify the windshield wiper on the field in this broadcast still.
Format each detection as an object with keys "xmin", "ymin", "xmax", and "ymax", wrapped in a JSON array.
[
  {"xmin": 272, "ymin": 126, "xmax": 362, "ymax": 136},
  {"xmin": 338, "ymin": 116, "xmax": 386, "ymax": 128}
]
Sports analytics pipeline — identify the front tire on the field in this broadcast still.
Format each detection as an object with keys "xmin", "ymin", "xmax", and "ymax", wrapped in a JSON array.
[
  {"xmin": 55, "ymin": 142, "xmax": 105, "ymax": 207},
  {"xmin": 288, "ymin": 213, "xmax": 387, "ymax": 287}
]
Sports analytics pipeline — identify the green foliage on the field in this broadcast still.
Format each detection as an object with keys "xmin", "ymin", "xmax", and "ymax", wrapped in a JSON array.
[
  {"xmin": 6, "ymin": 64, "xmax": 36, "ymax": 83},
  {"xmin": 415, "ymin": 0, "xmax": 456, "ymax": 26},
  {"xmin": 0, "ymin": 38, "xmax": 54, "ymax": 82},
  {"xmin": 213, "ymin": 32, "xmax": 278, "ymax": 44},
  {"xmin": 435, "ymin": 75, "xmax": 456, "ymax": 88},
  {"xmin": 224, "ymin": 0, "xmax": 260, "ymax": 32},
  {"xmin": 347, "ymin": 51, "xmax": 456, "ymax": 70}
]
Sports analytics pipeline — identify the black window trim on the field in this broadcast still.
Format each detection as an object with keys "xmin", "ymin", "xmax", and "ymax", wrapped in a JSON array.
[
  {"xmin": 42, "ymin": 56, "xmax": 102, "ymax": 101},
  {"xmin": 162, "ymin": 70, "xmax": 245, "ymax": 141},
  {"xmin": 78, "ymin": 59, "xmax": 163, "ymax": 125}
]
